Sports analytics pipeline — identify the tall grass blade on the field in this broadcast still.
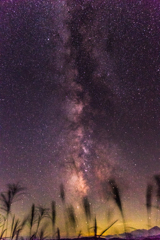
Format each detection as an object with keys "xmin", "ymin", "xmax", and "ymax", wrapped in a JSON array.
[
  {"xmin": 15, "ymin": 229, "xmax": 20, "ymax": 240},
  {"xmin": 60, "ymin": 184, "xmax": 65, "ymax": 204},
  {"xmin": 154, "ymin": 175, "xmax": 160, "ymax": 201},
  {"xmin": 57, "ymin": 227, "xmax": 60, "ymax": 240},
  {"xmin": 11, "ymin": 215, "xmax": 27, "ymax": 240},
  {"xmin": 0, "ymin": 229, "xmax": 6, "ymax": 239},
  {"xmin": 38, "ymin": 222, "xmax": 49, "ymax": 240},
  {"xmin": 11, "ymin": 215, "xmax": 15, "ymax": 237},
  {"xmin": 108, "ymin": 179, "xmax": 126, "ymax": 235},
  {"xmin": 98, "ymin": 219, "xmax": 118, "ymax": 237},
  {"xmin": 146, "ymin": 184, "xmax": 153, "ymax": 228},
  {"xmin": 28, "ymin": 204, "xmax": 36, "ymax": 237},
  {"xmin": 0, "ymin": 193, "xmax": 10, "ymax": 214},
  {"xmin": 0, "ymin": 192, "xmax": 10, "ymax": 237},
  {"xmin": 35, "ymin": 205, "xmax": 49, "ymax": 235},
  {"xmin": 51, "ymin": 201, "xmax": 56, "ymax": 238},
  {"xmin": 83, "ymin": 196, "xmax": 91, "ymax": 220},
  {"xmin": 67, "ymin": 205, "xmax": 77, "ymax": 230},
  {"xmin": 39, "ymin": 228, "xmax": 45, "ymax": 240},
  {"xmin": 51, "ymin": 201, "xmax": 56, "ymax": 226},
  {"xmin": 0, "ymin": 214, "xmax": 6, "ymax": 238},
  {"xmin": 17, "ymin": 216, "xmax": 28, "ymax": 240},
  {"xmin": 60, "ymin": 184, "xmax": 68, "ymax": 237},
  {"xmin": 108, "ymin": 179, "xmax": 122, "ymax": 212},
  {"xmin": 154, "ymin": 174, "xmax": 160, "ymax": 224},
  {"xmin": 82, "ymin": 196, "xmax": 91, "ymax": 236},
  {"xmin": 7, "ymin": 182, "xmax": 26, "ymax": 201},
  {"xmin": 11, "ymin": 219, "xmax": 19, "ymax": 239},
  {"xmin": 78, "ymin": 230, "xmax": 82, "ymax": 238},
  {"xmin": 0, "ymin": 182, "xmax": 26, "ymax": 237},
  {"xmin": 94, "ymin": 217, "xmax": 97, "ymax": 239}
]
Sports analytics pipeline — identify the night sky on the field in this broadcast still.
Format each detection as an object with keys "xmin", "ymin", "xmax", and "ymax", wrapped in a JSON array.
[{"xmin": 1, "ymin": 0, "xmax": 160, "ymax": 237}]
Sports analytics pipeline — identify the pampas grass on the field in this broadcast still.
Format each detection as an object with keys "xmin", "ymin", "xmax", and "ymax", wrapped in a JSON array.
[
  {"xmin": 82, "ymin": 196, "xmax": 91, "ymax": 236},
  {"xmin": 0, "ymin": 182, "xmax": 25, "ymax": 237},
  {"xmin": 0, "ymin": 177, "xmax": 159, "ymax": 240},
  {"xmin": 60, "ymin": 184, "xmax": 65, "ymax": 204},
  {"xmin": 146, "ymin": 184, "xmax": 153, "ymax": 228},
  {"xmin": 66, "ymin": 204, "xmax": 77, "ymax": 231},
  {"xmin": 49, "ymin": 201, "xmax": 56, "ymax": 238},
  {"xmin": 28, "ymin": 204, "xmax": 36, "ymax": 238},
  {"xmin": 108, "ymin": 179, "xmax": 126, "ymax": 235},
  {"xmin": 77, "ymin": 230, "xmax": 82, "ymax": 238},
  {"xmin": 60, "ymin": 184, "xmax": 68, "ymax": 237},
  {"xmin": 11, "ymin": 215, "xmax": 19, "ymax": 239},
  {"xmin": 154, "ymin": 174, "xmax": 160, "ymax": 224},
  {"xmin": 0, "ymin": 214, "xmax": 6, "ymax": 238},
  {"xmin": 89, "ymin": 216, "xmax": 118, "ymax": 239},
  {"xmin": 98, "ymin": 219, "xmax": 118, "ymax": 238},
  {"xmin": 35, "ymin": 206, "xmax": 49, "ymax": 236},
  {"xmin": 38, "ymin": 222, "xmax": 49, "ymax": 240},
  {"xmin": 57, "ymin": 227, "xmax": 60, "ymax": 240}
]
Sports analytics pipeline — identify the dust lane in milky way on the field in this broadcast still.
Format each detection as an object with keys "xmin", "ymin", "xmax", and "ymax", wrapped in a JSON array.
[{"xmin": 1, "ymin": 0, "xmax": 160, "ymax": 236}]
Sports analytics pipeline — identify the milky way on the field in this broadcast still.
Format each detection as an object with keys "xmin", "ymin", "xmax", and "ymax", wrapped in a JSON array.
[
  {"xmin": 50, "ymin": 0, "xmax": 124, "ymax": 202},
  {"xmin": 1, "ymin": 0, "xmax": 160, "ymax": 236}
]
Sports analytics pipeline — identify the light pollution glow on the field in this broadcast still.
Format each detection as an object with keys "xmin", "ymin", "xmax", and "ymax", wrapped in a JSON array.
[{"xmin": 1, "ymin": 0, "xmax": 160, "ymax": 238}]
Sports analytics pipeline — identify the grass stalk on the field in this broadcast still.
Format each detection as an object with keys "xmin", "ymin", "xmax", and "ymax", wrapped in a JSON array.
[
  {"xmin": 94, "ymin": 217, "xmax": 97, "ymax": 240},
  {"xmin": 98, "ymin": 219, "xmax": 118, "ymax": 238},
  {"xmin": 28, "ymin": 204, "xmax": 36, "ymax": 238},
  {"xmin": 154, "ymin": 174, "xmax": 160, "ymax": 225},
  {"xmin": 146, "ymin": 184, "xmax": 153, "ymax": 229},
  {"xmin": 57, "ymin": 227, "xmax": 60, "ymax": 240},
  {"xmin": 82, "ymin": 196, "xmax": 91, "ymax": 236},
  {"xmin": 50, "ymin": 201, "xmax": 56, "ymax": 238},
  {"xmin": 108, "ymin": 179, "xmax": 126, "ymax": 236},
  {"xmin": 67, "ymin": 204, "xmax": 77, "ymax": 232},
  {"xmin": 35, "ymin": 206, "xmax": 49, "ymax": 236},
  {"xmin": 60, "ymin": 184, "xmax": 69, "ymax": 237},
  {"xmin": 0, "ymin": 182, "xmax": 26, "ymax": 237}
]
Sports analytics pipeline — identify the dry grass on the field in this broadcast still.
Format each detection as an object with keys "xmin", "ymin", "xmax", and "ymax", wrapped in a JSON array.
[
  {"xmin": 0, "ymin": 176, "xmax": 159, "ymax": 240},
  {"xmin": 82, "ymin": 196, "xmax": 91, "ymax": 236},
  {"xmin": 146, "ymin": 184, "xmax": 153, "ymax": 229},
  {"xmin": 108, "ymin": 179, "xmax": 126, "ymax": 236}
]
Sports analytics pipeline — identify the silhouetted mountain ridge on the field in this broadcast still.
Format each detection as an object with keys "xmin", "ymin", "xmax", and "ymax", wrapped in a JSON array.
[{"xmin": 105, "ymin": 226, "xmax": 160, "ymax": 239}]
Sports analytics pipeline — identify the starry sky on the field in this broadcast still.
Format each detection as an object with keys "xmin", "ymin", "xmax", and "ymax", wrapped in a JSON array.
[{"xmin": 1, "ymin": 0, "xmax": 160, "ymax": 237}]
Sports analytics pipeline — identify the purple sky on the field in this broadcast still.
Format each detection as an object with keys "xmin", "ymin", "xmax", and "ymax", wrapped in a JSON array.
[{"xmin": 1, "ymin": 0, "xmax": 160, "ymax": 237}]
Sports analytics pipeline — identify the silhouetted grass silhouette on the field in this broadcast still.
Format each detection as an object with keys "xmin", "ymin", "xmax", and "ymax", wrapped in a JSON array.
[
  {"xmin": 0, "ymin": 214, "xmax": 6, "ymax": 239},
  {"xmin": 38, "ymin": 222, "xmax": 49, "ymax": 240},
  {"xmin": 154, "ymin": 174, "xmax": 160, "ymax": 225},
  {"xmin": 98, "ymin": 219, "xmax": 118, "ymax": 238},
  {"xmin": 49, "ymin": 201, "xmax": 56, "ymax": 238},
  {"xmin": 60, "ymin": 184, "xmax": 65, "ymax": 204},
  {"xmin": 93, "ymin": 217, "xmax": 97, "ymax": 240},
  {"xmin": 60, "ymin": 184, "xmax": 69, "ymax": 237},
  {"xmin": 35, "ymin": 206, "xmax": 49, "ymax": 236},
  {"xmin": 82, "ymin": 196, "xmax": 91, "ymax": 236},
  {"xmin": 28, "ymin": 204, "xmax": 36, "ymax": 238},
  {"xmin": 15, "ymin": 216, "xmax": 28, "ymax": 240},
  {"xmin": 77, "ymin": 230, "xmax": 82, "ymax": 238},
  {"xmin": 57, "ymin": 227, "xmax": 60, "ymax": 240},
  {"xmin": 10, "ymin": 216, "xmax": 24, "ymax": 240},
  {"xmin": 67, "ymin": 205, "xmax": 77, "ymax": 231},
  {"xmin": 146, "ymin": 184, "xmax": 153, "ymax": 229},
  {"xmin": 108, "ymin": 179, "xmax": 126, "ymax": 236},
  {"xmin": 11, "ymin": 215, "xmax": 16, "ymax": 238},
  {"xmin": 1, "ymin": 177, "xmax": 160, "ymax": 240},
  {"xmin": 89, "ymin": 216, "xmax": 118, "ymax": 239},
  {"xmin": 0, "ymin": 182, "xmax": 25, "ymax": 237},
  {"xmin": 0, "ymin": 227, "xmax": 6, "ymax": 239}
]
